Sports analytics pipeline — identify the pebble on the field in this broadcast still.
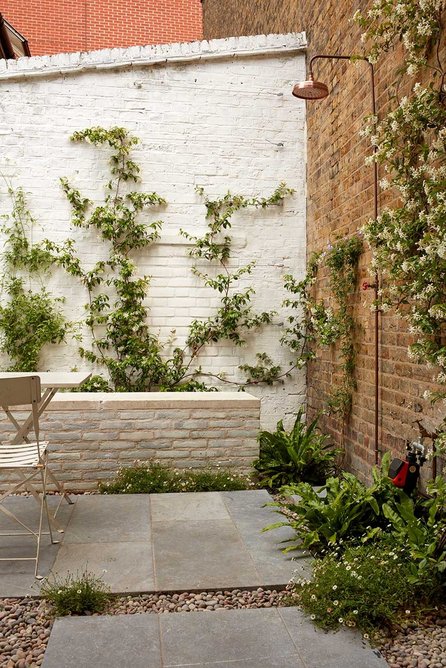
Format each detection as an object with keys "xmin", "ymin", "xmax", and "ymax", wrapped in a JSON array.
[{"xmin": 377, "ymin": 608, "xmax": 446, "ymax": 668}]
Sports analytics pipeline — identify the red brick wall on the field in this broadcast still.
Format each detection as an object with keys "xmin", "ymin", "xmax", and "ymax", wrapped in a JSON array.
[
  {"xmin": 203, "ymin": 0, "xmax": 446, "ymax": 480},
  {"xmin": 2, "ymin": 0, "xmax": 203, "ymax": 56}
]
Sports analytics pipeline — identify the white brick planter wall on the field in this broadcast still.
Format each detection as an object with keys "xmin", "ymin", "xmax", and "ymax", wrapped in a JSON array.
[
  {"xmin": 0, "ymin": 33, "xmax": 307, "ymax": 429},
  {"xmin": 0, "ymin": 392, "xmax": 260, "ymax": 491}
]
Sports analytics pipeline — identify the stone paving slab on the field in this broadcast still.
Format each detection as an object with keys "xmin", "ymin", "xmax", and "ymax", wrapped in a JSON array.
[
  {"xmin": 0, "ymin": 496, "xmax": 75, "ymax": 597},
  {"xmin": 0, "ymin": 491, "xmax": 299, "ymax": 596},
  {"xmin": 42, "ymin": 607, "xmax": 388, "ymax": 668}
]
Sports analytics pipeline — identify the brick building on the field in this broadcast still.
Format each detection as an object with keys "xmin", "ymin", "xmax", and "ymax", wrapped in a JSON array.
[
  {"xmin": 202, "ymin": 0, "xmax": 446, "ymax": 479},
  {"xmin": 1, "ymin": 0, "xmax": 202, "ymax": 56}
]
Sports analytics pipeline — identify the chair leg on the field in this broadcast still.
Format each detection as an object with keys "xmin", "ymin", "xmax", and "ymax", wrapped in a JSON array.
[
  {"xmin": 17, "ymin": 471, "xmax": 65, "ymax": 533},
  {"xmin": 45, "ymin": 466, "xmax": 74, "ymax": 508},
  {"xmin": 43, "ymin": 456, "xmax": 59, "ymax": 547},
  {"xmin": 35, "ymin": 468, "xmax": 46, "ymax": 578}
]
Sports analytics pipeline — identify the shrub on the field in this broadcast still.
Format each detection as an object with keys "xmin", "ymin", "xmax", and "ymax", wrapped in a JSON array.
[
  {"xmin": 253, "ymin": 408, "xmax": 341, "ymax": 489},
  {"xmin": 289, "ymin": 537, "xmax": 421, "ymax": 634},
  {"xmin": 41, "ymin": 570, "xmax": 111, "ymax": 616},
  {"xmin": 265, "ymin": 454, "xmax": 401, "ymax": 554},
  {"xmin": 99, "ymin": 462, "xmax": 255, "ymax": 494}
]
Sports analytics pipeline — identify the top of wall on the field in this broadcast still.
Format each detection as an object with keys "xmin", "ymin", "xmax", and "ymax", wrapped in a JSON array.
[{"xmin": 0, "ymin": 32, "xmax": 306, "ymax": 81}]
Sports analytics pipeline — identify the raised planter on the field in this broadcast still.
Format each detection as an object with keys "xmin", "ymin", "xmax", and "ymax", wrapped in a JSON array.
[{"xmin": 1, "ymin": 392, "xmax": 260, "ymax": 492}]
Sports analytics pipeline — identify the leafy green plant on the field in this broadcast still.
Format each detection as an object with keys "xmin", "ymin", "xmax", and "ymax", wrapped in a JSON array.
[
  {"xmin": 0, "ymin": 278, "xmax": 67, "ymax": 371},
  {"xmin": 253, "ymin": 407, "xmax": 340, "ymax": 489},
  {"xmin": 0, "ymin": 187, "xmax": 68, "ymax": 370},
  {"xmin": 265, "ymin": 455, "xmax": 399, "ymax": 553},
  {"xmin": 41, "ymin": 126, "xmax": 294, "ymax": 391},
  {"xmin": 355, "ymin": 3, "xmax": 446, "ymax": 404},
  {"xmin": 41, "ymin": 569, "xmax": 111, "ymax": 616},
  {"xmin": 181, "ymin": 183, "xmax": 294, "ymax": 388},
  {"xmin": 283, "ymin": 236, "xmax": 362, "ymax": 418},
  {"xmin": 289, "ymin": 537, "xmax": 423, "ymax": 634},
  {"xmin": 98, "ymin": 461, "xmax": 255, "ymax": 494},
  {"xmin": 382, "ymin": 478, "xmax": 446, "ymax": 593}
]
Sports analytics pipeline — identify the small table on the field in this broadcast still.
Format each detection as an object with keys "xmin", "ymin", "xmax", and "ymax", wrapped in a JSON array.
[{"xmin": 0, "ymin": 371, "xmax": 91, "ymax": 529}]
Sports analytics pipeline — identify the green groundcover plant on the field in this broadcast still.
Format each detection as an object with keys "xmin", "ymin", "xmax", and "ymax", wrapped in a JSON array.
[
  {"xmin": 41, "ymin": 570, "xmax": 111, "ymax": 616},
  {"xmin": 253, "ymin": 408, "xmax": 341, "ymax": 489},
  {"xmin": 289, "ymin": 537, "xmax": 426, "ymax": 634},
  {"xmin": 272, "ymin": 462, "xmax": 445, "ymax": 634},
  {"xmin": 99, "ymin": 461, "xmax": 256, "ymax": 494}
]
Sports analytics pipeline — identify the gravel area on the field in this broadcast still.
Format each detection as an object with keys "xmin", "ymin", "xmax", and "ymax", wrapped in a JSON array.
[
  {"xmin": 377, "ymin": 608, "xmax": 446, "ymax": 668},
  {"xmin": 1, "ymin": 592, "xmax": 445, "ymax": 668}
]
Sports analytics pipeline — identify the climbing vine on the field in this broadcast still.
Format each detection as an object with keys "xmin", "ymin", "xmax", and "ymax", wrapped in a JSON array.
[
  {"xmin": 181, "ymin": 183, "xmax": 293, "ymax": 388},
  {"xmin": 283, "ymin": 236, "xmax": 362, "ymax": 417},
  {"xmin": 0, "ymin": 187, "xmax": 68, "ymax": 371},
  {"xmin": 355, "ymin": 3, "xmax": 446, "ymax": 399},
  {"xmin": 39, "ymin": 126, "xmax": 293, "ymax": 391}
]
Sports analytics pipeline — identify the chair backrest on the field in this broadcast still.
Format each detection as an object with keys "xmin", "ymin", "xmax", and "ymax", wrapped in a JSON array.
[{"xmin": 0, "ymin": 376, "xmax": 41, "ymax": 407}]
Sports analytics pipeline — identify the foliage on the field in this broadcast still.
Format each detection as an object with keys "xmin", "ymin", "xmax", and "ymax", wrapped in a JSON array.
[
  {"xmin": 43, "ymin": 126, "xmax": 168, "ymax": 391},
  {"xmin": 289, "ymin": 537, "xmax": 426, "ymax": 634},
  {"xmin": 41, "ymin": 569, "xmax": 111, "ymax": 616},
  {"xmin": 383, "ymin": 477, "xmax": 446, "ymax": 592},
  {"xmin": 0, "ymin": 279, "xmax": 67, "ymax": 371},
  {"xmin": 264, "ymin": 454, "xmax": 400, "ymax": 553},
  {"xmin": 283, "ymin": 236, "xmax": 362, "ymax": 417},
  {"xmin": 355, "ymin": 5, "xmax": 446, "ymax": 413},
  {"xmin": 98, "ymin": 461, "xmax": 256, "ymax": 494},
  {"xmin": 42, "ymin": 126, "xmax": 293, "ymax": 391},
  {"xmin": 181, "ymin": 183, "xmax": 294, "ymax": 388},
  {"xmin": 253, "ymin": 407, "xmax": 341, "ymax": 489},
  {"xmin": 354, "ymin": 0, "xmax": 445, "ymax": 75},
  {"xmin": 0, "ymin": 187, "xmax": 68, "ymax": 370}
]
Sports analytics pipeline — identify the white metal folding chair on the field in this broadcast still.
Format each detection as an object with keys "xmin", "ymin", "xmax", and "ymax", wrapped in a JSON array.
[{"xmin": 0, "ymin": 375, "xmax": 58, "ymax": 578}]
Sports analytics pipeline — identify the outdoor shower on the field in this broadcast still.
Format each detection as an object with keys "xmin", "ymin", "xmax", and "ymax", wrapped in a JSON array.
[{"xmin": 293, "ymin": 54, "xmax": 381, "ymax": 465}]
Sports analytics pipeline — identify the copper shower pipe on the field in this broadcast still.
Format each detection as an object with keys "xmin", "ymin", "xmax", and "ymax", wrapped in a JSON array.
[{"xmin": 294, "ymin": 54, "xmax": 380, "ymax": 465}]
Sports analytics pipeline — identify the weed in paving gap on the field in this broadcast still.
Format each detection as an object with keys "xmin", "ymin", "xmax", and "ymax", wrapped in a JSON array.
[
  {"xmin": 98, "ymin": 461, "xmax": 257, "ymax": 494},
  {"xmin": 41, "ymin": 569, "xmax": 111, "ymax": 616}
]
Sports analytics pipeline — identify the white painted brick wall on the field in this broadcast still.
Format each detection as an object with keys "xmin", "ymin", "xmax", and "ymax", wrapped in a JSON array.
[{"xmin": 0, "ymin": 34, "xmax": 307, "ymax": 429}]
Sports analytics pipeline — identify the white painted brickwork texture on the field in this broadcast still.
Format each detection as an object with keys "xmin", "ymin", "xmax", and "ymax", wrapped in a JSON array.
[
  {"xmin": 0, "ymin": 34, "xmax": 307, "ymax": 428},
  {"xmin": 0, "ymin": 393, "xmax": 260, "ymax": 491}
]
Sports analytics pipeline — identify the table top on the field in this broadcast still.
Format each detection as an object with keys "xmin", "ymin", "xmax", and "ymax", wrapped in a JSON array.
[{"xmin": 0, "ymin": 371, "xmax": 92, "ymax": 389}]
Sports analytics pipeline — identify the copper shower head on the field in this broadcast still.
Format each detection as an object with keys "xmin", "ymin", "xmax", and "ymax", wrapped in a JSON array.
[{"xmin": 292, "ymin": 74, "xmax": 329, "ymax": 100}]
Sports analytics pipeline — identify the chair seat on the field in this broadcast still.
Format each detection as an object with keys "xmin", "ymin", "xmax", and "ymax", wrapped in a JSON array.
[{"xmin": 0, "ymin": 441, "xmax": 48, "ymax": 468}]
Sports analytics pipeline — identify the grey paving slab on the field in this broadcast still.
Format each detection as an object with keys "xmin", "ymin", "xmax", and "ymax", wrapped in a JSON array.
[
  {"xmin": 160, "ymin": 607, "xmax": 305, "ymax": 667},
  {"xmin": 62, "ymin": 494, "xmax": 151, "ymax": 543},
  {"xmin": 0, "ymin": 491, "xmax": 309, "ymax": 595},
  {"xmin": 50, "ymin": 541, "xmax": 155, "ymax": 592},
  {"xmin": 151, "ymin": 492, "xmax": 229, "ymax": 522},
  {"xmin": 279, "ymin": 607, "xmax": 388, "ymax": 668},
  {"xmin": 42, "ymin": 614, "xmax": 162, "ymax": 668},
  {"xmin": 0, "ymin": 496, "xmax": 75, "ymax": 595},
  {"xmin": 222, "ymin": 490, "xmax": 309, "ymax": 584},
  {"xmin": 0, "ymin": 495, "xmax": 74, "ymax": 532},
  {"xmin": 152, "ymin": 519, "xmax": 260, "ymax": 590}
]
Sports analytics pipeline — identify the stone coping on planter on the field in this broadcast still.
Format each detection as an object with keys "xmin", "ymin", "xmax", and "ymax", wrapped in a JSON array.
[{"xmin": 46, "ymin": 391, "xmax": 260, "ymax": 411}]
